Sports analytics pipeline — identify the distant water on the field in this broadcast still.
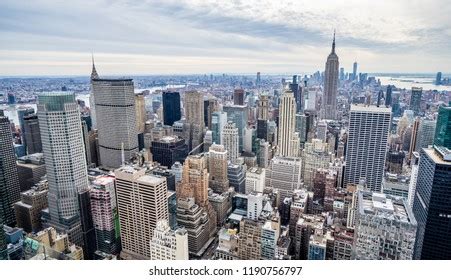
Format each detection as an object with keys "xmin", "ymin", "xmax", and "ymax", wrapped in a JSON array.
[
  {"xmin": 1, "ymin": 85, "xmax": 186, "ymax": 125},
  {"xmin": 374, "ymin": 74, "xmax": 450, "ymax": 91}
]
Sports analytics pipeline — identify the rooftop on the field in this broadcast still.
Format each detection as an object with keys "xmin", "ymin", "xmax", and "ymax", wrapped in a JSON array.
[
  {"xmin": 137, "ymin": 174, "xmax": 166, "ymax": 186},
  {"xmin": 358, "ymin": 191, "xmax": 415, "ymax": 224},
  {"xmin": 350, "ymin": 104, "xmax": 391, "ymax": 113}
]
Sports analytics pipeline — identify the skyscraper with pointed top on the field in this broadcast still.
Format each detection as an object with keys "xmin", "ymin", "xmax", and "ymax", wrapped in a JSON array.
[
  {"xmin": 322, "ymin": 31, "xmax": 339, "ymax": 120},
  {"xmin": 90, "ymin": 54, "xmax": 99, "ymax": 130},
  {"xmin": 90, "ymin": 53, "xmax": 99, "ymax": 81}
]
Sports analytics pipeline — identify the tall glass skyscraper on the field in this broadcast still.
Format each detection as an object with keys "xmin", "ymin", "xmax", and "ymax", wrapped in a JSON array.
[
  {"xmin": 0, "ymin": 111, "xmax": 21, "ymax": 226},
  {"xmin": 37, "ymin": 92, "xmax": 89, "ymax": 245},
  {"xmin": 434, "ymin": 106, "xmax": 451, "ymax": 149},
  {"xmin": 162, "ymin": 91, "xmax": 181, "ymax": 126},
  {"xmin": 412, "ymin": 146, "xmax": 451, "ymax": 259}
]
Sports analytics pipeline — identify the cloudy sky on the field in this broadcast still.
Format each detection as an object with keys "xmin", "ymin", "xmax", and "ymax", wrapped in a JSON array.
[{"xmin": 0, "ymin": 0, "xmax": 450, "ymax": 76}]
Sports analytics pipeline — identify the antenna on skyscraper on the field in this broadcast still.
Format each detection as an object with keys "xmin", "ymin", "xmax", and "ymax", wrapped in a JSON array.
[{"xmin": 121, "ymin": 142, "xmax": 125, "ymax": 166}]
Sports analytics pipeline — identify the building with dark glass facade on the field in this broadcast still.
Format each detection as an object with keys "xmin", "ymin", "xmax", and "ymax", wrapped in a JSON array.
[
  {"xmin": 412, "ymin": 146, "xmax": 451, "ymax": 259},
  {"xmin": 150, "ymin": 136, "xmax": 188, "ymax": 168},
  {"xmin": 434, "ymin": 106, "xmax": 451, "ymax": 149},
  {"xmin": 162, "ymin": 91, "xmax": 181, "ymax": 126},
  {"xmin": 410, "ymin": 87, "xmax": 422, "ymax": 116}
]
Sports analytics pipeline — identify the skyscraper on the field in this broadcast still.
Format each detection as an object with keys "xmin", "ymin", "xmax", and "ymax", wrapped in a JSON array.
[
  {"xmin": 23, "ymin": 114, "xmax": 42, "ymax": 154},
  {"xmin": 352, "ymin": 62, "xmax": 357, "ymax": 81},
  {"xmin": 434, "ymin": 105, "xmax": 451, "ymax": 149},
  {"xmin": 0, "ymin": 111, "xmax": 21, "ymax": 226},
  {"xmin": 385, "ymin": 85, "xmax": 392, "ymax": 107},
  {"xmin": 17, "ymin": 107, "xmax": 35, "ymax": 153},
  {"xmin": 211, "ymin": 111, "xmax": 227, "ymax": 145},
  {"xmin": 289, "ymin": 77, "xmax": 302, "ymax": 113},
  {"xmin": 92, "ymin": 79, "xmax": 138, "ymax": 169},
  {"xmin": 412, "ymin": 146, "xmax": 451, "ymax": 259},
  {"xmin": 37, "ymin": 92, "xmax": 88, "ymax": 245},
  {"xmin": 208, "ymin": 144, "xmax": 230, "ymax": 194},
  {"xmin": 233, "ymin": 89, "xmax": 245, "ymax": 106},
  {"xmin": 277, "ymin": 90, "xmax": 299, "ymax": 157},
  {"xmin": 184, "ymin": 90, "xmax": 205, "ymax": 150},
  {"xmin": 344, "ymin": 105, "xmax": 391, "ymax": 192},
  {"xmin": 162, "ymin": 91, "xmax": 181, "ymax": 126},
  {"xmin": 415, "ymin": 118, "xmax": 436, "ymax": 152},
  {"xmin": 90, "ymin": 176, "xmax": 121, "ymax": 255},
  {"xmin": 323, "ymin": 32, "xmax": 339, "ymax": 120},
  {"xmin": 223, "ymin": 105, "xmax": 248, "ymax": 151},
  {"xmin": 176, "ymin": 154, "xmax": 217, "ymax": 254},
  {"xmin": 0, "ymin": 225, "xmax": 6, "ymax": 260},
  {"xmin": 222, "ymin": 121, "xmax": 239, "ymax": 163},
  {"xmin": 410, "ymin": 87, "xmax": 422, "ymax": 116},
  {"xmin": 435, "ymin": 72, "xmax": 442, "ymax": 85},
  {"xmin": 257, "ymin": 94, "xmax": 269, "ymax": 121},
  {"xmin": 115, "ymin": 166, "xmax": 169, "ymax": 259}
]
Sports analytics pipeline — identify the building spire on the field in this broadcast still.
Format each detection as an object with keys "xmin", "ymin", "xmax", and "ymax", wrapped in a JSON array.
[
  {"xmin": 90, "ymin": 52, "xmax": 99, "ymax": 81},
  {"xmin": 332, "ymin": 30, "xmax": 336, "ymax": 54}
]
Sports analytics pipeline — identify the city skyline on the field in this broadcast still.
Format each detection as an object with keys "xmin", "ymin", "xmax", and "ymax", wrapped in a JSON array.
[
  {"xmin": 1, "ymin": 0, "xmax": 451, "ymax": 264},
  {"xmin": 1, "ymin": 0, "xmax": 451, "ymax": 76}
]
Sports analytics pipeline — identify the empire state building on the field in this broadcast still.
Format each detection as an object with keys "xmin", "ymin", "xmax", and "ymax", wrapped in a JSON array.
[{"xmin": 323, "ymin": 32, "xmax": 339, "ymax": 120}]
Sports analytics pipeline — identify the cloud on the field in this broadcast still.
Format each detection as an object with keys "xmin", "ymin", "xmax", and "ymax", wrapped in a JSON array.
[{"xmin": 0, "ymin": 0, "xmax": 450, "ymax": 75}]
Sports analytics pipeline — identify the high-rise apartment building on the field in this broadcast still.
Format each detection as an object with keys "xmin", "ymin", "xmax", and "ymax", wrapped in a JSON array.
[
  {"xmin": 90, "ymin": 176, "xmax": 121, "ymax": 255},
  {"xmin": 115, "ymin": 166, "xmax": 168, "ymax": 259},
  {"xmin": 37, "ymin": 92, "xmax": 88, "ymax": 245},
  {"xmin": 352, "ymin": 62, "xmax": 357, "ymax": 81},
  {"xmin": 150, "ymin": 219, "xmax": 188, "ymax": 260},
  {"xmin": 92, "ymin": 79, "xmax": 138, "ymax": 169},
  {"xmin": 208, "ymin": 144, "xmax": 230, "ymax": 194},
  {"xmin": 323, "ymin": 33, "xmax": 339, "ymax": 120},
  {"xmin": 344, "ymin": 105, "xmax": 391, "ymax": 192},
  {"xmin": 237, "ymin": 218, "xmax": 263, "ymax": 260},
  {"xmin": 0, "ymin": 112, "xmax": 21, "ymax": 226},
  {"xmin": 162, "ymin": 91, "xmax": 181, "ymax": 126},
  {"xmin": 412, "ymin": 146, "xmax": 451, "ymax": 259},
  {"xmin": 354, "ymin": 191, "xmax": 417, "ymax": 260},
  {"xmin": 222, "ymin": 121, "xmax": 239, "ymax": 163}
]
